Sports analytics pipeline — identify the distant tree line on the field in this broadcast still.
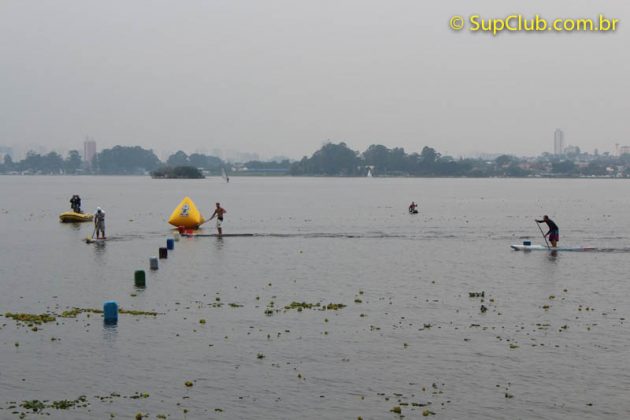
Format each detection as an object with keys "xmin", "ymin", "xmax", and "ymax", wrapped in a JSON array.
[
  {"xmin": 0, "ymin": 150, "xmax": 83, "ymax": 174},
  {"xmin": 94, "ymin": 147, "xmax": 230, "ymax": 175},
  {"xmin": 290, "ymin": 142, "xmax": 630, "ymax": 177},
  {"xmin": 0, "ymin": 147, "xmax": 229, "ymax": 176},
  {"xmin": 96, "ymin": 146, "xmax": 161, "ymax": 175},
  {"xmin": 2, "ymin": 143, "xmax": 630, "ymax": 177},
  {"xmin": 164, "ymin": 151, "xmax": 224, "ymax": 172},
  {"xmin": 290, "ymin": 142, "xmax": 479, "ymax": 176}
]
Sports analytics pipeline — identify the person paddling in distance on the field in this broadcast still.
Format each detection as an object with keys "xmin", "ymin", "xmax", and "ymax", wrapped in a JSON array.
[
  {"xmin": 536, "ymin": 215, "xmax": 558, "ymax": 248},
  {"xmin": 408, "ymin": 201, "xmax": 418, "ymax": 214},
  {"xmin": 94, "ymin": 207, "xmax": 106, "ymax": 239},
  {"xmin": 208, "ymin": 202, "xmax": 226, "ymax": 236}
]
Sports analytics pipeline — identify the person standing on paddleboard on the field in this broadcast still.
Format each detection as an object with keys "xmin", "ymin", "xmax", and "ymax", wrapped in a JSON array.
[
  {"xmin": 94, "ymin": 207, "xmax": 106, "ymax": 239},
  {"xmin": 208, "ymin": 202, "xmax": 226, "ymax": 236},
  {"xmin": 536, "ymin": 215, "xmax": 558, "ymax": 248}
]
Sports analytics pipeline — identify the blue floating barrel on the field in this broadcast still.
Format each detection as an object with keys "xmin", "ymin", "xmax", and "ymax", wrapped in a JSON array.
[
  {"xmin": 135, "ymin": 270, "xmax": 146, "ymax": 287},
  {"xmin": 166, "ymin": 238, "xmax": 174, "ymax": 250},
  {"xmin": 149, "ymin": 256, "xmax": 158, "ymax": 270},
  {"xmin": 523, "ymin": 240, "xmax": 532, "ymax": 246},
  {"xmin": 103, "ymin": 301, "xmax": 118, "ymax": 325},
  {"xmin": 159, "ymin": 247, "xmax": 168, "ymax": 259}
]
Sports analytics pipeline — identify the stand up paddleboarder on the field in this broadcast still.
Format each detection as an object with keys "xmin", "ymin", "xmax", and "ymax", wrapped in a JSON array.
[
  {"xmin": 208, "ymin": 202, "xmax": 226, "ymax": 236},
  {"xmin": 536, "ymin": 215, "xmax": 558, "ymax": 248},
  {"xmin": 94, "ymin": 207, "xmax": 106, "ymax": 239}
]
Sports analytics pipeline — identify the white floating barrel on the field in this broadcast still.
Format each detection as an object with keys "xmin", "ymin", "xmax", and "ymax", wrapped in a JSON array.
[{"xmin": 149, "ymin": 256, "xmax": 158, "ymax": 270}]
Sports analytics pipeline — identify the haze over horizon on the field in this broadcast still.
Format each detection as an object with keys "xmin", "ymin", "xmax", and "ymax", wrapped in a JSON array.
[{"xmin": 1, "ymin": 0, "xmax": 628, "ymax": 160}]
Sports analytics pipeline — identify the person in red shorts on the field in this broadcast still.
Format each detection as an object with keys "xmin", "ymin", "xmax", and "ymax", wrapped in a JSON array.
[{"xmin": 536, "ymin": 215, "xmax": 559, "ymax": 248}]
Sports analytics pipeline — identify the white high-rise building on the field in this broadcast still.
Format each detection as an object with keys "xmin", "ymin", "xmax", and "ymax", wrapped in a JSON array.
[
  {"xmin": 553, "ymin": 129, "xmax": 564, "ymax": 155},
  {"xmin": 83, "ymin": 138, "xmax": 97, "ymax": 167}
]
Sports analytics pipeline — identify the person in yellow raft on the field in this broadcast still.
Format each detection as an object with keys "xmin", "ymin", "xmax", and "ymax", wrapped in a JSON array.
[{"xmin": 208, "ymin": 202, "xmax": 227, "ymax": 236}]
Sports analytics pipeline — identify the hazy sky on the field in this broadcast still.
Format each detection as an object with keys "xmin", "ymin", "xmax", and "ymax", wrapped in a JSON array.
[{"xmin": 1, "ymin": 0, "xmax": 628, "ymax": 159}]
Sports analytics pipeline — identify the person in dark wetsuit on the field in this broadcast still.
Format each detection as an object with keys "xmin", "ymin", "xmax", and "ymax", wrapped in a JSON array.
[
  {"xmin": 70, "ymin": 195, "xmax": 82, "ymax": 213},
  {"xmin": 536, "ymin": 215, "xmax": 559, "ymax": 248}
]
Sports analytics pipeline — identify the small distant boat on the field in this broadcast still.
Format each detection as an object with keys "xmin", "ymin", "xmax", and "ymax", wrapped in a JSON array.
[
  {"xmin": 168, "ymin": 196, "xmax": 205, "ymax": 229},
  {"xmin": 59, "ymin": 211, "xmax": 93, "ymax": 223},
  {"xmin": 367, "ymin": 168, "xmax": 373, "ymax": 178}
]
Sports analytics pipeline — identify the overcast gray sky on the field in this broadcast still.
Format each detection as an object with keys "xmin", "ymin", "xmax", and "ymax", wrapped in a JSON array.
[{"xmin": 1, "ymin": 0, "xmax": 628, "ymax": 159}]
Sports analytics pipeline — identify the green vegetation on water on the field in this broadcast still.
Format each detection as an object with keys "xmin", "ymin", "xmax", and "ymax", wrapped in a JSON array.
[
  {"xmin": 4, "ymin": 312, "xmax": 56, "ymax": 325},
  {"xmin": 283, "ymin": 302, "xmax": 347, "ymax": 311}
]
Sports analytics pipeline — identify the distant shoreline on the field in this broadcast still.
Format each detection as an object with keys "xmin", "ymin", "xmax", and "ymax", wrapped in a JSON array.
[{"xmin": 1, "ymin": 173, "xmax": 628, "ymax": 179}]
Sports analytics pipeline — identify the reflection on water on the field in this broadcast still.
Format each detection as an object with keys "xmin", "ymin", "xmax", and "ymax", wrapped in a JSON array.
[
  {"xmin": 213, "ymin": 236, "xmax": 225, "ymax": 251},
  {"xmin": 102, "ymin": 323, "xmax": 118, "ymax": 341},
  {"xmin": 68, "ymin": 223, "xmax": 82, "ymax": 231}
]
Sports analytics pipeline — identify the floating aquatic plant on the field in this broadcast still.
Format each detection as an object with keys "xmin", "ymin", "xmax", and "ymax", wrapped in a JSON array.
[{"xmin": 5, "ymin": 312, "xmax": 56, "ymax": 325}]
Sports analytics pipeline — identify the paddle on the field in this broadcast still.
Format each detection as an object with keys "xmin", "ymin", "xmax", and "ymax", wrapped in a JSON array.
[
  {"xmin": 85, "ymin": 222, "xmax": 96, "ymax": 243},
  {"xmin": 535, "ymin": 221, "xmax": 550, "ymax": 249}
]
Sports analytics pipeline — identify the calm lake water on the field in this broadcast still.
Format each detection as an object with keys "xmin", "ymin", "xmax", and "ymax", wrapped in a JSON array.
[{"xmin": 1, "ymin": 176, "xmax": 629, "ymax": 419}]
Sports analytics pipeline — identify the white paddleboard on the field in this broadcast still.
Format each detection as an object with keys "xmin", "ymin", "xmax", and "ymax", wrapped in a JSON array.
[
  {"xmin": 181, "ymin": 233, "xmax": 254, "ymax": 238},
  {"xmin": 511, "ymin": 244, "xmax": 595, "ymax": 252},
  {"xmin": 85, "ymin": 238, "xmax": 107, "ymax": 244}
]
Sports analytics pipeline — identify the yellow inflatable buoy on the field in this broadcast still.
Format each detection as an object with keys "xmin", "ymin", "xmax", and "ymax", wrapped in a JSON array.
[{"xmin": 168, "ymin": 196, "xmax": 205, "ymax": 228}]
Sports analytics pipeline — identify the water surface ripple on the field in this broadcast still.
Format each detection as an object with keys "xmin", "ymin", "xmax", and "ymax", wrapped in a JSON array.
[{"xmin": 0, "ymin": 177, "xmax": 629, "ymax": 419}]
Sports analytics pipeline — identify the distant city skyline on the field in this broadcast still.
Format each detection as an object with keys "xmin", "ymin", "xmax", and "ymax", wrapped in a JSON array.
[
  {"xmin": 554, "ymin": 129, "xmax": 565, "ymax": 155},
  {"xmin": 1, "ymin": 131, "xmax": 626, "ymax": 162},
  {"xmin": 1, "ymin": 1, "xmax": 628, "ymax": 162},
  {"xmin": 83, "ymin": 138, "xmax": 96, "ymax": 167}
]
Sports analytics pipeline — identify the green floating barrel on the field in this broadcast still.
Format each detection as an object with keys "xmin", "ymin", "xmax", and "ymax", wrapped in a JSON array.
[{"xmin": 134, "ymin": 270, "xmax": 146, "ymax": 288}]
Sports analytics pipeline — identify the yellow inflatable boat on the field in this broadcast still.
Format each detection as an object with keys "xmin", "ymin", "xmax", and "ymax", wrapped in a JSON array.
[
  {"xmin": 168, "ymin": 196, "xmax": 205, "ymax": 229},
  {"xmin": 59, "ymin": 211, "xmax": 94, "ymax": 223}
]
